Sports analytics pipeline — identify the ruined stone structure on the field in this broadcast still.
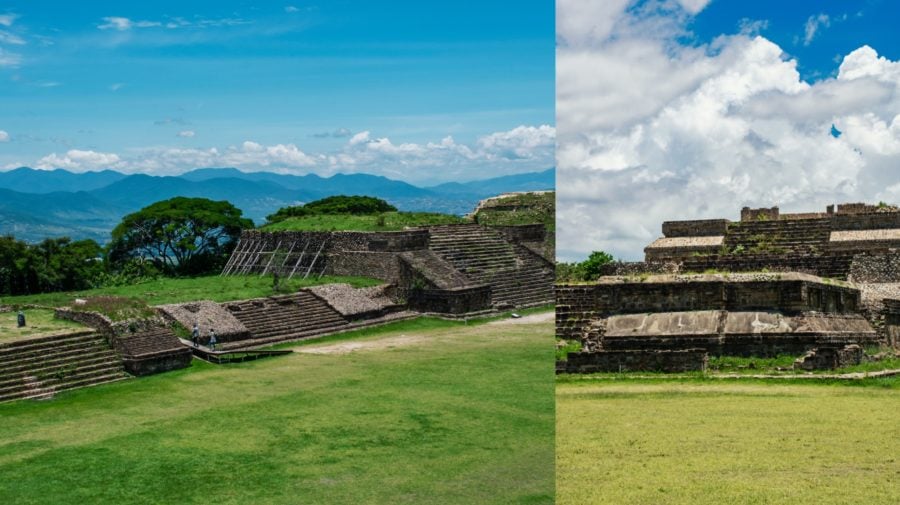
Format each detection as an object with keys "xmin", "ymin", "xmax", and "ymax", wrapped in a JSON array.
[
  {"xmin": 642, "ymin": 203, "xmax": 900, "ymax": 279},
  {"xmin": 557, "ymin": 202, "xmax": 900, "ymax": 373},
  {"xmin": 557, "ymin": 273, "xmax": 879, "ymax": 360},
  {"xmin": 0, "ymin": 330, "xmax": 128, "ymax": 402},
  {"xmin": 222, "ymin": 223, "xmax": 555, "ymax": 313}
]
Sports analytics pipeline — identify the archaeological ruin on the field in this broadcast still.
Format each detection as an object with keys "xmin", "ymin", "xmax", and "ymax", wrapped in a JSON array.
[
  {"xmin": 1, "ymin": 192, "xmax": 555, "ymax": 402},
  {"xmin": 557, "ymin": 203, "xmax": 900, "ymax": 373}
]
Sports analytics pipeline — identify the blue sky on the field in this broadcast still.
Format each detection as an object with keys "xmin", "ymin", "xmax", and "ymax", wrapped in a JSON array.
[
  {"xmin": 0, "ymin": 1, "xmax": 554, "ymax": 184},
  {"xmin": 557, "ymin": 0, "xmax": 900, "ymax": 260}
]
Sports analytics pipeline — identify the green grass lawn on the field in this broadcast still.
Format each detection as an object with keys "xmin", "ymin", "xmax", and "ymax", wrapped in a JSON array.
[
  {"xmin": 262, "ymin": 211, "xmax": 466, "ymax": 232},
  {"xmin": 0, "ymin": 309, "xmax": 85, "ymax": 342},
  {"xmin": 0, "ymin": 311, "xmax": 555, "ymax": 504},
  {"xmin": 557, "ymin": 379, "xmax": 900, "ymax": 505},
  {"xmin": 0, "ymin": 275, "xmax": 381, "ymax": 308}
]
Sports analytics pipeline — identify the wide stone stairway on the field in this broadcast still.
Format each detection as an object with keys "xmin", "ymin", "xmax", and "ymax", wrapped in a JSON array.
[
  {"xmin": 724, "ymin": 218, "xmax": 831, "ymax": 255},
  {"xmin": 0, "ymin": 331, "xmax": 127, "ymax": 403},
  {"xmin": 428, "ymin": 224, "xmax": 554, "ymax": 308},
  {"xmin": 224, "ymin": 291, "xmax": 349, "ymax": 347}
]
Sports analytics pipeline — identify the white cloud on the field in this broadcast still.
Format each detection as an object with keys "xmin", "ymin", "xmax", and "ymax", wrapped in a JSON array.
[
  {"xmin": 557, "ymin": 1, "xmax": 900, "ymax": 261},
  {"xmin": 25, "ymin": 125, "xmax": 554, "ymax": 183},
  {"xmin": 98, "ymin": 17, "xmax": 162, "ymax": 31},
  {"xmin": 177, "ymin": 130, "xmax": 195, "ymax": 138},
  {"xmin": 803, "ymin": 13, "xmax": 830, "ymax": 46},
  {"xmin": 98, "ymin": 17, "xmax": 134, "ymax": 31},
  {"xmin": 0, "ymin": 47, "xmax": 21, "ymax": 67},
  {"xmin": 36, "ymin": 150, "xmax": 122, "ymax": 171},
  {"xmin": 0, "ymin": 130, "xmax": 9, "ymax": 142},
  {"xmin": 0, "ymin": 14, "xmax": 17, "ymax": 27},
  {"xmin": 0, "ymin": 30, "xmax": 25, "ymax": 45},
  {"xmin": 285, "ymin": 6, "xmax": 300, "ymax": 13},
  {"xmin": 109, "ymin": 83, "xmax": 125, "ymax": 91}
]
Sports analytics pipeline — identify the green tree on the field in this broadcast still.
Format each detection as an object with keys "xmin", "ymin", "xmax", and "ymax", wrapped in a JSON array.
[
  {"xmin": 107, "ymin": 197, "xmax": 252, "ymax": 276},
  {"xmin": 266, "ymin": 195, "xmax": 398, "ymax": 224},
  {"xmin": 581, "ymin": 250, "xmax": 614, "ymax": 280}
]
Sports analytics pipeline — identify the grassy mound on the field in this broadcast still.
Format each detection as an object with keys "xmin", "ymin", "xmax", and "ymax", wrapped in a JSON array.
[
  {"xmin": 0, "ymin": 275, "xmax": 381, "ymax": 308},
  {"xmin": 260, "ymin": 211, "xmax": 466, "ymax": 232},
  {"xmin": 473, "ymin": 191, "xmax": 555, "ymax": 230}
]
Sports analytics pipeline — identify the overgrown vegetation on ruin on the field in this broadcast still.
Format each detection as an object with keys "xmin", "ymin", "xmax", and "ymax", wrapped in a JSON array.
[
  {"xmin": 556, "ymin": 380, "xmax": 899, "ymax": 505},
  {"xmin": 0, "ymin": 308, "xmax": 85, "ymax": 341},
  {"xmin": 0, "ymin": 311, "xmax": 555, "ymax": 504},
  {"xmin": 556, "ymin": 250, "xmax": 614, "ymax": 282},
  {"xmin": 0, "ymin": 274, "xmax": 380, "ymax": 308},
  {"xmin": 472, "ymin": 191, "xmax": 555, "ymax": 230},
  {"xmin": 260, "ymin": 211, "xmax": 466, "ymax": 231}
]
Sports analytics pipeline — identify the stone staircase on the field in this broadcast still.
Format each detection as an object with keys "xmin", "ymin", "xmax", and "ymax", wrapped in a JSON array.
[
  {"xmin": 428, "ymin": 224, "xmax": 554, "ymax": 308},
  {"xmin": 0, "ymin": 331, "xmax": 127, "ymax": 403},
  {"xmin": 681, "ymin": 252, "xmax": 855, "ymax": 279},
  {"xmin": 725, "ymin": 218, "xmax": 831, "ymax": 255},
  {"xmin": 223, "ymin": 291, "xmax": 349, "ymax": 348}
]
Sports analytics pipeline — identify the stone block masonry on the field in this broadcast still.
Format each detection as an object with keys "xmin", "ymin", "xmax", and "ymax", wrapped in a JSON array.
[{"xmin": 560, "ymin": 349, "xmax": 708, "ymax": 373}]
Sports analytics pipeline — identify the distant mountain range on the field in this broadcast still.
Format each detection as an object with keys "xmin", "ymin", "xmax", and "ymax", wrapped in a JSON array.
[{"xmin": 0, "ymin": 167, "xmax": 555, "ymax": 243}]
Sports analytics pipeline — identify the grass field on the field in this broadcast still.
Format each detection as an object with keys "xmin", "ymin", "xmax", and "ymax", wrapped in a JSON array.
[
  {"xmin": 0, "ymin": 309, "xmax": 85, "ymax": 342},
  {"xmin": 0, "ymin": 311, "xmax": 555, "ymax": 504},
  {"xmin": 262, "ymin": 212, "xmax": 466, "ymax": 231},
  {"xmin": 557, "ymin": 379, "xmax": 900, "ymax": 505},
  {"xmin": 0, "ymin": 275, "xmax": 381, "ymax": 308}
]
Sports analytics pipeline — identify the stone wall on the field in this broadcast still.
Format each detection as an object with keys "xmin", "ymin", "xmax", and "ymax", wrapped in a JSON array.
[
  {"xmin": 883, "ymin": 299, "xmax": 900, "ymax": 348},
  {"xmin": 329, "ymin": 251, "xmax": 403, "ymax": 283},
  {"xmin": 793, "ymin": 345, "xmax": 864, "ymax": 370},
  {"xmin": 560, "ymin": 349, "xmax": 708, "ymax": 373},
  {"xmin": 490, "ymin": 224, "xmax": 546, "ymax": 243},
  {"xmin": 848, "ymin": 252, "xmax": 900, "ymax": 283},
  {"xmin": 741, "ymin": 206, "xmax": 779, "ymax": 221},
  {"xmin": 597, "ymin": 261, "xmax": 681, "ymax": 277},
  {"xmin": 555, "ymin": 274, "xmax": 861, "ymax": 340},
  {"xmin": 407, "ymin": 286, "xmax": 492, "ymax": 314},
  {"xmin": 662, "ymin": 219, "xmax": 729, "ymax": 237}
]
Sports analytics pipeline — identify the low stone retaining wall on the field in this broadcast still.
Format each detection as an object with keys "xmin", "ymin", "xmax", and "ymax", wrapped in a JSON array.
[
  {"xmin": 559, "ymin": 349, "xmax": 708, "ymax": 373},
  {"xmin": 407, "ymin": 286, "xmax": 492, "ymax": 315}
]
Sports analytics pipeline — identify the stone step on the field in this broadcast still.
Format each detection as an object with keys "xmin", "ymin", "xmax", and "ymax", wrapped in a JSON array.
[
  {"xmin": 0, "ymin": 364, "xmax": 126, "ymax": 402},
  {"xmin": 0, "ymin": 348, "xmax": 118, "ymax": 383},
  {"xmin": 0, "ymin": 358, "xmax": 124, "ymax": 394},
  {"xmin": 0, "ymin": 372, "xmax": 129, "ymax": 404},
  {"xmin": 0, "ymin": 338, "xmax": 110, "ymax": 367}
]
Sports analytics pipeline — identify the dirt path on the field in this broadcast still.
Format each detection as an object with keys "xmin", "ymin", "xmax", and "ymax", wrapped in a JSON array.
[
  {"xmin": 297, "ymin": 311, "xmax": 554, "ymax": 355},
  {"xmin": 295, "ymin": 335, "xmax": 428, "ymax": 355}
]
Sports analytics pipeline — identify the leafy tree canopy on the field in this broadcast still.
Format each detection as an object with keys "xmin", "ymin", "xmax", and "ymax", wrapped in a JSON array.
[
  {"xmin": 266, "ymin": 195, "xmax": 397, "ymax": 224},
  {"xmin": 556, "ymin": 250, "xmax": 615, "ymax": 282},
  {"xmin": 0, "ymin": 236, "xmax": 104, "ymax": 296},
  {"xmin": 108, "ymin": 197, "xmax": 252, "ymax": 276}
]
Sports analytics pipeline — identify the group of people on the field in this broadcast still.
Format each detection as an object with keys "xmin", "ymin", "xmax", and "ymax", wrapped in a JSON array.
[{"xmin": 190, "ymin": 323, "xmax": 218, "ymax": 350}]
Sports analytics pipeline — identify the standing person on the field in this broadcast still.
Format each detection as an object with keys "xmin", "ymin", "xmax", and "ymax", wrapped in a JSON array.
[
  {"xmin": 191, "ymin": 323, "xmax": 200, "ymax": 347},
  {"xmin": 208, "ymin": 328, "xmax": 217, "ymax": 351}
]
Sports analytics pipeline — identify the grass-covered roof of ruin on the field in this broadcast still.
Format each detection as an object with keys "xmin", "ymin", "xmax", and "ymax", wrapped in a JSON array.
[{"xmin": 472, "ymin": 191, "xmax": 555, "ymax": 230}]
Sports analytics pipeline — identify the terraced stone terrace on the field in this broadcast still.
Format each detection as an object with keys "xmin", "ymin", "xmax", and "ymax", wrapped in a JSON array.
[
  {"xmin": 428, "ymin": 224, "xmax": 554, "ymax": 308},
  {"xmin": 222, "ymin": 291, "xmax": 350, "ymax": 348},
  {"xmin": 0, "ymin": 331, "xmax": 127, "ymax": 403}
]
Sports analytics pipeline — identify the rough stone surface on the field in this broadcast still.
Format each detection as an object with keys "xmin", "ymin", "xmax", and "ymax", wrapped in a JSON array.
[
  {"xmin": 157, "ymin": 301, "xmax": 250, "ymax": 342},
  {"xmin": 793, "ymin": 345, "xmax": 864, "ymax": 370},
  {"xmin": 308, "ymin": 283, "xmax": 400, "ymax": 319},
  {"xmin": 561, "ymin": 349, "xmax": 708, "ymax": 373}
]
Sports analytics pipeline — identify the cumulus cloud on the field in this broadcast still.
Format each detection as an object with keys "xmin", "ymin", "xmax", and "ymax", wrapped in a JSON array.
[
  {"xmin": 36, "ymin": 150, "xmax": 122, "ymax": 171},
  {"xmin": 25, "ymin": 125, "xmax": 554, "ymax": 183},
  {"xmin": 557, "ymin": 1, "xmax": 900, "ymax": 261},
  {"xmin": 0, "ymin": 130, "xmax": 9, "ymax": 142},
  {"xmin": 177, "ymin": 130, "xmax": 195, "ymax": 138}
]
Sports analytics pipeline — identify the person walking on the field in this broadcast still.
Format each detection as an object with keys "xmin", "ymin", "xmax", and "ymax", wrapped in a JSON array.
[
  {"xmin": 208, "ymin": 328, "xmax": 217, "ymax": 351},
  {"xmin": 191, "ymin": 323, "xmax": 200, "ymax": 347}
]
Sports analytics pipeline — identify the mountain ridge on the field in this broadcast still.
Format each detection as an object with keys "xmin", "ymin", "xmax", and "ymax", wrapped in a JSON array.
[{"xmin": 0, "ymin": 167, "xmax": 555, "ymax": 243}]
